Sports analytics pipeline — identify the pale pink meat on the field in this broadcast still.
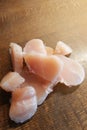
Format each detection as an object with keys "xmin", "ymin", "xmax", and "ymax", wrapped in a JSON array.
[
  {"xmin": 9, "ymin": 86, "xmax": 37, "ymax": 123},
  {"xmin": 45, "ymin": 46, "xmax": 54, "ymax": 55},
  {"xmin": 24, "ymin": 53, "xmax": 63, "ymax": 84},
  {"xmin": 0, "ymin": 72, "xmax": 25, "ymax": 92},
  {"xmin": 55, "ymin": 41, "xmax": 72, "ymax": 56},
  {"xmin": 10, "ymin": 43, "xmax": 23, "ymax": 73},
  {"xmin": 23, "ymin": 39, "xmax": 47, "ymax": 55},
  {"xmin": 57, "ymin": 55, "xmax": 85, "ymax": 86},
  {"xmin": 21, "ymin": 66, "xmax": 53, "ymax": 105}
]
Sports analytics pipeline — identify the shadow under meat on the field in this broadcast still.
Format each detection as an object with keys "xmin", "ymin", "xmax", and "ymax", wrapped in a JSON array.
[
  {"xmin": 46, "ymin": 83, "xmax": 79, "ymax": 101},
  {"xmin": 8, "ymin": 115, "xmax": 34, "ymax": 128},
  {"xmin": 53, "ymin": 83, "xmax": 80, "ymax": 95},
  {"xmin": 8, "ymin": 119, "xmax": 24, "ymax": 128},
  {"xmin": 0, "ymin": 89, "xmax": 11, "ymax": 105}
]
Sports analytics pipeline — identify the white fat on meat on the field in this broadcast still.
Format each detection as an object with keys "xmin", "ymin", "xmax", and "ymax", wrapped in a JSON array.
[
  {"xmin": 0, "ymin": 72, "xmax": 25, "ymax": 92},
  {"xmin": 9, "ymin": 43, "xmax": 23, "ymax": 73},
  {"xmin": 9, "ymin": 86, "xmax": 37, "ymax": 123}
]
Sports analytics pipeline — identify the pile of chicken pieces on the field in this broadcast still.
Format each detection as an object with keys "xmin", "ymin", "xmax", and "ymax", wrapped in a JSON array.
[{"xmin": 0, "ymin": 39, "xmax": 85, "ymax": 123}]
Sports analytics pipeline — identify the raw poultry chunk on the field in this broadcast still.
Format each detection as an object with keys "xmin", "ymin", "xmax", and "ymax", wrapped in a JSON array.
[
  {"xmin": 24, "ymin": 53, "xmax": 63, "ymax": 83},
  {"xmin": 55, "ymin": 41, "xmax": 72, "ymax": 55},
  {"xmin": 10, "ymin": 43, "xmax": 23, "ymax": 73},
  {"xmin": 23, "ymin": 39, "xmax": 47, "ymax": 55},
  {"xmin": 21, "ymin": 66, "xmax": 53, "ymax": 105},
  {"xmin": 45, "ymin": 46, "xmax": 54, "ymax": 55},
  {"xmin": 0, "ymin": 72, "xmax": 25, "ymax": 92},
  {"xmin": 9, "ymin": 86, "xmax": 37, "ymax": 123},
  {"xmin": 57, "ymin": 55, "xmax": 85, "ymax": 86}
]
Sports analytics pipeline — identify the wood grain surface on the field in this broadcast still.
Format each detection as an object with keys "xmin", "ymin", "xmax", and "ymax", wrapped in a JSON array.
[{"xmin": 0, "ymin": 0, "xmax": 87, "ymax": 130}]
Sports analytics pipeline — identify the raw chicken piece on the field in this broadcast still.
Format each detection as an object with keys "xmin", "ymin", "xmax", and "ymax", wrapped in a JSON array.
[
  {"xmin": 57, "ymin": 55, "xmax": 85, "ymax": 86},
  {"xmin": 45, "ymin": 46, "xmax": 54, "ymax": 55},
  {"xmin": 24, "ymin": 53, "xmax": 63, "ymax": 84},
  {"xmin": 21, "ymin": 66, "xmax": 53, "ymax": 105},
  {"xmin": 9, "ymin": 86, "xmax": 37, "ymax": 123},
  {"xmin": 23, "ymin": 39, "xmax": 47, "ymax": 55},
  {"xmin": 0, "ymin": 72, "xmax": 25, "ymax": 92},
  {"xmin": 10, "ymin": 43, "xmax": 23, "ymax": 73},
  {"xmin": 55, "ymin": 41, "xmax": 72, "ymax": 55}
]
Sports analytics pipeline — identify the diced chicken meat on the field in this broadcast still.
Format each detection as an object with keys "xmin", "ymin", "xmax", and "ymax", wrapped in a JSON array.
[
  {"xmin": 0, "ymin": 72, "xmax": 25, "ymax": 92},
  {"xmin": 9, "ymin": 86, "xmax": 37, "ymax": 123},
  {"xmin": 57, "ymin": 55, "xmax": 85, "ymax": 86},
  {"xmin": 24, "ymin": 53, "xmax": 63, "ymax": 83},
  {"xmin": 21, "ymin": 66, "xmax": 53, "ymax": 105},
  {"xmin": 55, "ymin": 41, "xmax": 72, "ymax": 56},
  {"xmin": 10, "ymin": 43, "xmax": 23, "ymax": 73},
  {"xmin": 45, "ymin": 46, "xmax": 54, "ymax": 55},
  {"xmin": 23, "ymin": 39, "xmax": 47, "ymax": 55}
]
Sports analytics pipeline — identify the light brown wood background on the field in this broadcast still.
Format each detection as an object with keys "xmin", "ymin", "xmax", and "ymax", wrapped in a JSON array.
[{"xmin": 0, "ymin": 0, "xmax": 87, "ymax": 130}]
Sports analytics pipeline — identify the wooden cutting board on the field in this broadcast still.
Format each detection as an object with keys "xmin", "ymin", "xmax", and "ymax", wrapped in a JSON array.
[{"xmin": 0, "ymin": 0, "xmax": 87, "ymax": 130}]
